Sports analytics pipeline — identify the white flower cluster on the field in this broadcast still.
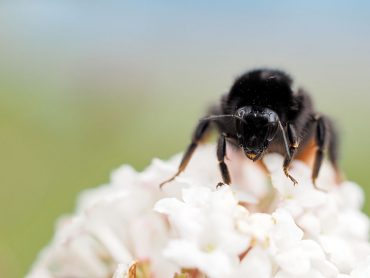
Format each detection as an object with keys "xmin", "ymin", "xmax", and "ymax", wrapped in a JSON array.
[{"xmin": 28, "ymin": 145, "xmax": 370, "ymax": 278}]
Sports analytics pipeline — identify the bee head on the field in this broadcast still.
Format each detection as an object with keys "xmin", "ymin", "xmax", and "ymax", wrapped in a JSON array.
[{"xmin": 235, "ymin": 106, "xmax": 279, "ymax": 161}]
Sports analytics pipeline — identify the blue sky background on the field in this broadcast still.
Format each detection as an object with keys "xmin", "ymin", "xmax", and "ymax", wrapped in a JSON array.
[{"xmin": 1, "ymin": 1, "xmax": 370, "ymax": 98}]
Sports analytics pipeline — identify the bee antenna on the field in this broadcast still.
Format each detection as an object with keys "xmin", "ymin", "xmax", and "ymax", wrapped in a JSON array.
[
  {"xmin": 201, "ymin": 115, "xmax": 247, "ymax": 125},
  {"xmin": 278, "ymin": 121, "xmax": 291, "ymax": 159}
]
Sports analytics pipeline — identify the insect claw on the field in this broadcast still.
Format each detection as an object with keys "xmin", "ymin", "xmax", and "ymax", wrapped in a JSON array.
[
  {"xmin": 290, "ymin": 176, "xmax": 298, "ymax": 186},
  {"xmin": 159, "ymin": 176, "xmax": 176, "ymax": 189},
  {"xmin": 284, "ymin": 168, "xmax": 298, "ymax": 186},
  {"xmin": 216, "ymin": 182, "xmax": 226, "ymax": 188},
  {"xmin": 159, "ymin": 180, "xmax": 168, "ymax": 190},
  {"xmin": 312, "ymin": 179, "xmax": 327, "ymax": 192}
]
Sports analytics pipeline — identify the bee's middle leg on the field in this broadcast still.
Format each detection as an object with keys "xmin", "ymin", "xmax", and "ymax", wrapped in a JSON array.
[{"xmin": 216, "ymin": 134, "xmax": 231, "ymax": 188}]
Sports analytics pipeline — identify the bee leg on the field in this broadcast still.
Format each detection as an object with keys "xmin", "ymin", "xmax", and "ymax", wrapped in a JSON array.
[
  {"xmin": 327, "ymin": 119, "xmax": 342, "ymax": 183},
  {"xmin": 283, "ymin": 123, "xmax": 299, "ymax": 185},
  {"xmin": 312, "ymin": 116, "xmax": 328, "ymax": 186},
  {"xmin": 216, "ymin": 134, "xmax": 231, "ymax": 188},
  {"xmin": 159, "ymin": 119, "xmax": 211, "ymax": 188}
]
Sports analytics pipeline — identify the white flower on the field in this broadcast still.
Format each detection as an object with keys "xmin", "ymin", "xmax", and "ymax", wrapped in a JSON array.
[
  {"xmin": 350, "ymin": 256, "xmax": 370, "ymax": 278},
  {"xmin": 154, "ymin": 187, "xmax": 250, "ymax": 278},
  {"xmin": 27, "ymin": 144, "xmax": 370, "ymax": 278}
]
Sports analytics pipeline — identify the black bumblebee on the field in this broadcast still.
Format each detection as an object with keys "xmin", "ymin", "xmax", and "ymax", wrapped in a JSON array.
[{"xmin": 160, "ymin": 69, "xmax": 340, "ymax": 188}]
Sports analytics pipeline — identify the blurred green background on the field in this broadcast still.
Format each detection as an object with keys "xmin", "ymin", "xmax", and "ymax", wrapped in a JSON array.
[{"xmin": 1, "ymin": 1, "xmax": 370, "ymax": 277}]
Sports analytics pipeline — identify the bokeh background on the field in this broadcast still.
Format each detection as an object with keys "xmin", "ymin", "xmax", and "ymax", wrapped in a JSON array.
[{"xmin": 1, "ymin": 1, "xmax": 370, "ymax": 277}]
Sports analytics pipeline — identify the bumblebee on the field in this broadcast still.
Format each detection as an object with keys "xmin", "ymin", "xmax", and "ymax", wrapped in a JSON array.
[{"xmin": 160, "ymin": 69, "xmax": 340, "ymax": 188}]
